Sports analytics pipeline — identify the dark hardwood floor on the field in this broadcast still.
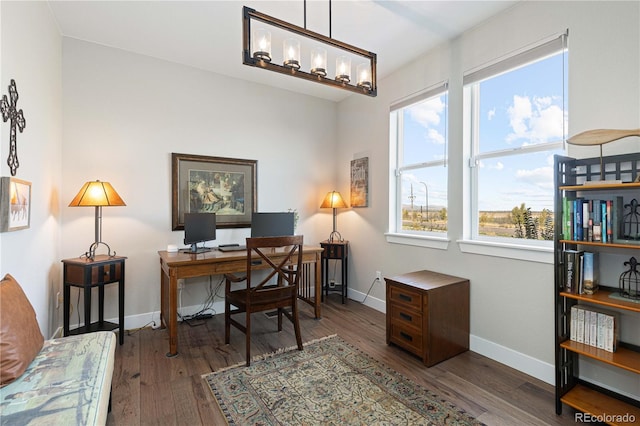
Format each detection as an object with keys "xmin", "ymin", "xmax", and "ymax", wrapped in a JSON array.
[{"xmin": 107, "ymin": 295, "xmax": 579, "ymax": 425}]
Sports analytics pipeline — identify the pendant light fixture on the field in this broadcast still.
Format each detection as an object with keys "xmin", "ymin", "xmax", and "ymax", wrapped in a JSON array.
[{"xmin": 242, "ymin": 2, "xmax": 377, "ymax": 97}]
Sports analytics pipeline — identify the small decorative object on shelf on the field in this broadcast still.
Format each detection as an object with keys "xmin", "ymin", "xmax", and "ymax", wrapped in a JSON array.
[
  {"xmin": 621, "ymin": 199, "xmax": 640, "ymax": 240},
  {"xmin": 619, "ymin": 257, "xmax": 639, "ymax": 300},
  {"xmin": 566, "ymin": 128, "xmax": 640, "ymax": 180}
]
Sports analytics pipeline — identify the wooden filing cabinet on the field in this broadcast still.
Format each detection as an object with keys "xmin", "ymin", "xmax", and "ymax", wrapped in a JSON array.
[{"xmin": 385, "ymin": 270, "xmax": 469, "ymax": 366}]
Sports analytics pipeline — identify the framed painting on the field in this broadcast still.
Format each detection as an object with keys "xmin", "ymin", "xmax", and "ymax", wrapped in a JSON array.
[
  {"xmin": 0, "ymin": 177, "xmax": 31, "ymax": 232},
  {"xmin": 172, "ymin": 153, "xmax": 257, "ymax": 230},
  {"xmin": 350, "ymin": 157, "xmax": 369, "ymax": 207}
]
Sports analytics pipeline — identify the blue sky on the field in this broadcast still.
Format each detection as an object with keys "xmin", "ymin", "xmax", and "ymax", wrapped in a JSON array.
[{"xmin": 401, "ymin": 51, "xmax": 566, "ymax": 213}]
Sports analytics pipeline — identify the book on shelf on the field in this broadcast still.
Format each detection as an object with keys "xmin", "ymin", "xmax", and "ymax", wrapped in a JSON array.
[
  {"xmin": 562, "ymin": 197, "xmax": 572, "ymax": 240},
  {"xmin": 564, "ymin": 249, "xmax": 583, "ymax": 293},
  {"xmin": 574, "ymin": 199, "xmax": 583, "ymax": 241},
  {"xmin": 569, "ymin": 306, "xmax": 619, "ymax": 352},
  {"xmin": 582, "ymin": 252, "xmax": 599, "ymax": 295},
  {"xmin": 582, "ymin": 179, "xmax": 623, "ymax": 185}
]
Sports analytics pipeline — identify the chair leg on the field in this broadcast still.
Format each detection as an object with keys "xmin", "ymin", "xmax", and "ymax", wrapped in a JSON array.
[
  {"xmin": 245, "ymin": 311, "xmax": 251, "ymax": 366},
  {"xmin": 292, "ymin": 301, "xmax": 303, "ymax": 351},
  {"xmin": 277, "ymin": 307, "xmax": 283, "ymax": 331},
  {"xmin": 224, "ymin": 299, "xmax": 230, "ymax": 344}
]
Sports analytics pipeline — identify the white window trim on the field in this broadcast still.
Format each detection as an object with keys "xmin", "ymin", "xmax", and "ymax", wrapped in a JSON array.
[
  {"xmin": 385, "ymin": 232, "xmax": 450, "ymax": 250},
  {"xmin": 457, "ymin": 239, "xmax": 553, "ymax": 264}
]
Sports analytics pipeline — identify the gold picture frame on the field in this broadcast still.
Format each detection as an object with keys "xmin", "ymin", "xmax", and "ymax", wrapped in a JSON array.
[{"xmin": 172, "ymin": 153, "xmax": 257, "ymax": 230}]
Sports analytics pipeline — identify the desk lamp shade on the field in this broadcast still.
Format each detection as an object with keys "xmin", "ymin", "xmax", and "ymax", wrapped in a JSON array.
[
  {"xmin": 69, "ymin": 180, "xmax": 126, "ymax": 259},
  {"xmin": 320, "ymin": 191, "xmax": 347, "ymax": 242}
]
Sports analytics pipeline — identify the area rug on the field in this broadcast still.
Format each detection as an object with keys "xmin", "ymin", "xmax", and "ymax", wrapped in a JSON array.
[{"xmin": 204, "ymin": 335, "xmax": 483, "ymax": 425}]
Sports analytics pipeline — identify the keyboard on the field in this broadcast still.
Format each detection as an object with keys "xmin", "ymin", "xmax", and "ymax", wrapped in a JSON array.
[{"xmin": 217, "ymin": 244, "xmax": 246, "ymax": 252}]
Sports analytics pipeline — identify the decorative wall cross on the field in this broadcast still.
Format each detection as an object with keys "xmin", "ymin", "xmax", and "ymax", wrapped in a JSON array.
[{"xmin": 1, "ymin": 79, "xmax": 27, "ymax": 176}]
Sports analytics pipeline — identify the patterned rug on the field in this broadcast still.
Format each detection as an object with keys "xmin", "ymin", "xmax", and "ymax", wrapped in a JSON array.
[{"xmin": 204, "ymin": 335, "xmax": 483, "ymax": 425}]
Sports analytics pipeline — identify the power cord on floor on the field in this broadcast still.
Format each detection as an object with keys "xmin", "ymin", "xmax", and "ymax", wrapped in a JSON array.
[
  {"xmin": 126, "ymin": 321, "xmax": 157, "ymax": 336},
  {"xmin": 361, "ymin": 277, "xmax": 377, "ymax": 304}
]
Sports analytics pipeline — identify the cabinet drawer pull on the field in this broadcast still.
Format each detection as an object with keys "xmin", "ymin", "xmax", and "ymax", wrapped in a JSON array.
[
  {"xmin": 399, "ymin": 312, "xmax": 412, "ymax": 322},
  {"xmin": 400, "ymin": 332, "xmax": 413, "ymax": 342},
  {"xmin": 398, "ymin": 293, "xmax": 412, "ymax": 302}
]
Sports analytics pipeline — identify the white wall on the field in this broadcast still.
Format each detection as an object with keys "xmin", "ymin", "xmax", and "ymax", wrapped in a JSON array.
[
  {"xmin": 61, "ymin": 38, "xmax": 338, "ymax": 326},
  {"xmin": 337, "ymin": 0, "xmax": 639, "ymax": 391},
  {"xmin": 0, "ymin": 1, "xmax": 62, "ymax": 338}
]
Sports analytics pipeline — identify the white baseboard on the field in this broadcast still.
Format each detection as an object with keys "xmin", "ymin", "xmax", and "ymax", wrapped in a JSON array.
[
  {"xmin": 348, "ymin": 287, "xmax": 386, "ymax": 313},
  {"xmin": 470, "ymin": 334, "xmax": 555, "ymax": 385}
]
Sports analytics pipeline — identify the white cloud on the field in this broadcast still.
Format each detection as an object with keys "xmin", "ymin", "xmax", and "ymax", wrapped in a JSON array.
[
  {"xmin": 488, "ymin": 108, "xmax": 496, "ymax": 120},
  {"xmin": 506, "ymin": 95, "xmax": 564, "ymax": 144},
  {"xmin": 491, "ymin": 161, "xmax": 504, "ymax": 170},
  {"xmin": 427, "ymin": 128, "xmax": 445, "ymax": 145},
  {"xmin": 408, "ymin": 98, "xmax": 444, "ymax": 128},
  {"xmin": 515, "ymin": 166, "xmax": 554, "ymax": 190}
]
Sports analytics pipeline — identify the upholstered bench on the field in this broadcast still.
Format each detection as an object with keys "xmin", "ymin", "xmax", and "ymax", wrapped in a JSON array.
[{"xmin": 0, "ymin": 274, "xmax": 116, "ymax": 425}]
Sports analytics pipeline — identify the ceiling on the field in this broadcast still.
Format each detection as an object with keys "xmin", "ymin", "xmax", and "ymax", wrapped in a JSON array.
[{"xmin": 48, "ymin": 0, "xmax": 518, "ymax": 102}]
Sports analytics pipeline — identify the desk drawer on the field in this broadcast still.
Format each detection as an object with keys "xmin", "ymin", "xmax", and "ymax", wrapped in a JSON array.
[
  {"xmin": 389, "ymin": 323, "xmax": 423, "ymax": 356},
  {"xmin": 66, "ymin": 262, "xmax": 123, "ymax": 285},
  {"xmin": 322, "ymin": 244, "xmax": 346, "ymax": 259},
  {"xmin": 389, "ymin": 305, "xmax": 422, "ymax": 332},
  {"xmin": 388, "ymin": 284, "xmax": 422, "ymax": 310}
]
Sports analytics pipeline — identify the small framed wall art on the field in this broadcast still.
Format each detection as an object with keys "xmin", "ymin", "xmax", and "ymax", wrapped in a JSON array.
[
  {"xmin": 0, "ymin": 177, "xmax": 31, "ymax": 232},
  {"xmin": 350, "ymin": 157, "xmax": 369, "ymax": 207}
]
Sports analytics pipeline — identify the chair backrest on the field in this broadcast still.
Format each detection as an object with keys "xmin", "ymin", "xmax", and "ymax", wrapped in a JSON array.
[{"xmin": 244, "ymin": 235, "xmax": 304, "ymax": 295}]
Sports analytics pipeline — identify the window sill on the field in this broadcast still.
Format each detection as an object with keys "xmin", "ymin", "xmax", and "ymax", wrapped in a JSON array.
[
  {"xmin": 385, "ymin": 233, "xmax": 450, "ymax": 250},
  {"xmin": 457, "ymin": 239, "xmax": 553, "ymax": 264}
]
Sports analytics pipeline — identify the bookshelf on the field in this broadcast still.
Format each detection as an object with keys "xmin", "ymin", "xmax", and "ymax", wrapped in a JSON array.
[{"xmin": 554, "ymin": 153, "xmax": 640, "ymax": 421}]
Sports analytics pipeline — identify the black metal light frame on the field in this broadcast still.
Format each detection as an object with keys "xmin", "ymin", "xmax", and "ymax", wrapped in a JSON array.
[{"xmin": 242, "ymin": 6, "xmax": 377, "ymax": 97}]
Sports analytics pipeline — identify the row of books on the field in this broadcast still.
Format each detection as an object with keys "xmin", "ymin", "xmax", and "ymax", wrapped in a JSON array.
[
  {"xmin": 564, "ymin": 250, "xmax": 599, "ymax": 294},
  {"xmin": 570, "ymin": 305, "xmax": 619, "ymax": 352},
  {"xmin": 561, "ymin": 197, "xmax": 623, "ymax": 242}
]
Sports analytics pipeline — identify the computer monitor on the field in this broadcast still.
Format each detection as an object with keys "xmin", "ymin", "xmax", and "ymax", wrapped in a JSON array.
[
  {"xmin": 183, "ymin": 213, "xmax": 216, "ymax": 253},
  {"xmin": 251, "ymin": 212, "xmax": 295, "ymax": 238}
]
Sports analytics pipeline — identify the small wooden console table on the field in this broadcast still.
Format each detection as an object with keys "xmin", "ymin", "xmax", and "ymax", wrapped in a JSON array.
[
  {"xmin": 385, "ymin": 270, "xmax": 469, "ymax": 366},
  {"xmin": 158, "ymin": 246, "xmax": 323, "ymax": 357},
  {"xmin": 320, "ymin": 240, "xmax": 349, "ymax": 303},
  {"xmin": 62, "ymin": 255, "xmax": 126, "ymax": 345}
]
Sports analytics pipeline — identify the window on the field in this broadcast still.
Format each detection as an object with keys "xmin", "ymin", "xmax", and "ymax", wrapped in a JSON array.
[
  {"xmin": 464, "ymin": 33, "xmax": 568, "ymax": 246},
  {"xmin": 390, "ymin": 83, "xmax": 448, "ymax": 239}
]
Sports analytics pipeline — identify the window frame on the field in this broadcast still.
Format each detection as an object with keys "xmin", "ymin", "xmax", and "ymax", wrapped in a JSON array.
[
  {"xmin": 460, "ymin": 32, "xmax": 568, "ymax": 261},
  {"xmin": 387, "ymin": 82, "xmax": 450, "ymax": 249}
]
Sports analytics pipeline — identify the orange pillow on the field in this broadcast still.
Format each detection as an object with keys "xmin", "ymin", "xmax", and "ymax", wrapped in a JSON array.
[{"xmin": 0, "ymin": 274, "xmax": 44, "ymax": 387}]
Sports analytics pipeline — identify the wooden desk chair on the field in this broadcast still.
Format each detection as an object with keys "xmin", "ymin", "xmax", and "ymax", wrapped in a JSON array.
[{"xmin": 224, "ymin": 235, "xmax": 304, "ymax": 366}]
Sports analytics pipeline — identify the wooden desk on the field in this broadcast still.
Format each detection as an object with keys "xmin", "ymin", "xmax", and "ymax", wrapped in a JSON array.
[{"xmin": 158, "ymin": 246, "xmax": 323, "ymax": 357}]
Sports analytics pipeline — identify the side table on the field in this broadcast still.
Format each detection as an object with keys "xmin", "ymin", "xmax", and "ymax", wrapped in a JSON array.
[
  {"xmin": 62, "ymin": 255, "xmax": 126, "ymax": 345},
  {"xmin": 320, "ymin": 240, "xmax": 349, "ymax": 304}
]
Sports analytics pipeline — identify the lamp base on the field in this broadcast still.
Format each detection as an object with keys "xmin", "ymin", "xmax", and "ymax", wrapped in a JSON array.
[
  {"xmin": 328, "ymin": 231, "xmax": 344, "ymax": 243},
  {"xmin": 86, "ymin": 241, "xmax": 117, "ymax": 260}
]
